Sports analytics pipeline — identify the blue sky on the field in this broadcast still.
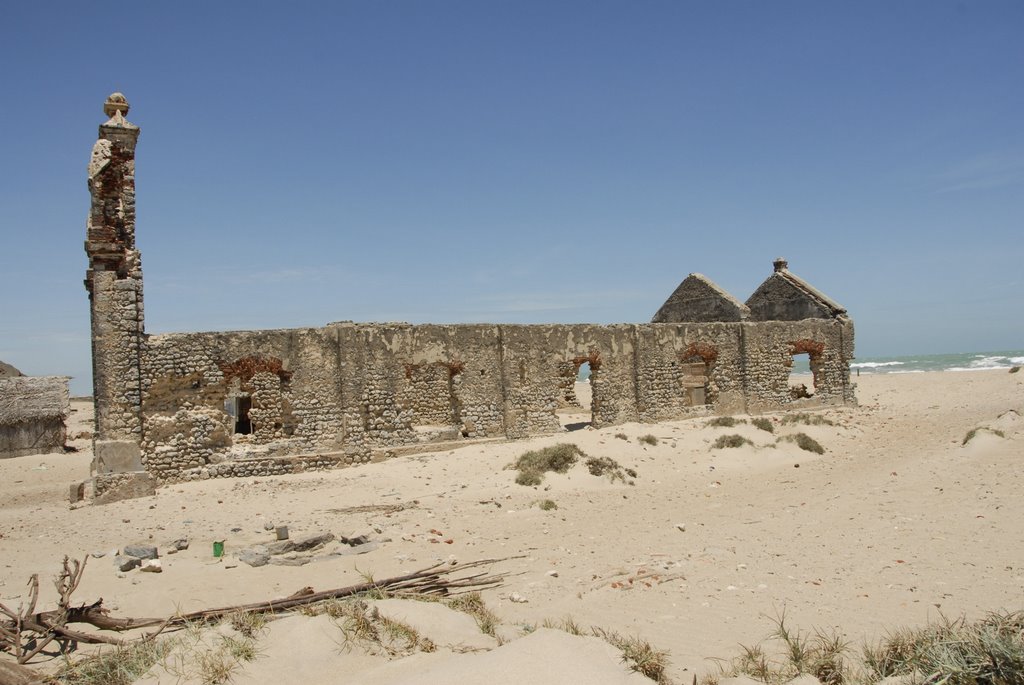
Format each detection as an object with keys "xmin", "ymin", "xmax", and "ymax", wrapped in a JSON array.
[{"xmin": 1, "ymin": 2, "xmax": 1022, "ymax": 394}]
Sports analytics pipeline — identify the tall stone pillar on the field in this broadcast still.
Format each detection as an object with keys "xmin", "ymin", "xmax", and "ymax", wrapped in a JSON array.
[{"xmin": 85, "ymin": 93, "xmax": 145, "ymax": 475}]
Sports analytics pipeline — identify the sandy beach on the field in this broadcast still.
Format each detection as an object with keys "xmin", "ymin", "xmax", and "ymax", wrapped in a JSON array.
[{"xmin": 1, "ymin": 369, "xmax": 1021, "ymax": 683}]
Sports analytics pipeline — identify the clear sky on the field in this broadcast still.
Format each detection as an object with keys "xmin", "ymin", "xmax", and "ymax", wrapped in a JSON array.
[{"xmin": 1, "ymin": 2, "xmax": 1021, "ymax": 395}]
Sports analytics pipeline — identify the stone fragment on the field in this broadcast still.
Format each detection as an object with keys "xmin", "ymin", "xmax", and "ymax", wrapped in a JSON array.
[
  {"xmin": 275, "ymin": 526, "xmax": 289, "ymax": 540},
  {"xmin": 342, "ymin": 534, "xmax": 370, "ymax": 547},
  {"xmin": 123, "ymin": 544, "xmax": 158, "ymax": 560},
  {"xmin": 69, "ymin": 481, "xmax": 86, "ymax": 504},
  {"xmin": 237, "ymin": 546, "xmax": 271, "ymax": 568},
  {"xmin": 265, "ymin": 540, "xmax": 295, "ymax": 555},
  {"xmin": 509, "ymin": 592, "xmax": 528, "ymax": 603},
  {"xmin": 115, "ymin": 555, "xmax": 141, "ymax": 572},
  {"xmin": 333, "ymin": 541, "xmax": 379, "ymax": 556},
  {"xmin": 90, "ymin": 551, "xmax": 107, "ymax": 559},
  {"xmin": 268, "ymin": 556, "xmax": 311, "ymax": 567},
  {"xmin": 290, "ymin": 533, "xmax": 335, "ymax": 553},
  {"xmin": 140, "ymin": 559, "xmax": 162, "ymax": 573}
]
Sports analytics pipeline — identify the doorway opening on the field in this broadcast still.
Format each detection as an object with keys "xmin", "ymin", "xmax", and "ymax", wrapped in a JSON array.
[
  {"xmin": 560, "ymin": 355, "xmax": 597, "ymax": 431},
  {"xmin": 679, "ymin": 342, "xmax": 717, "ymax": 407},
  {"xmin": 788, "ymin": 353, "xmax": 815, "ymax": 398},
  {"xmin": 234, "ymin": 395, "xmax": 252, "ymax": 435},
  {"xmin": 788, "ymin": 339, "xmax": 824, "ymax": 400}
]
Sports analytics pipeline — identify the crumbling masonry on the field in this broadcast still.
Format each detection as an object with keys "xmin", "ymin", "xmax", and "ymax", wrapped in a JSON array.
[{"xmin": 84, "ymin": 94, "xmax": 855, "ymax": 497}]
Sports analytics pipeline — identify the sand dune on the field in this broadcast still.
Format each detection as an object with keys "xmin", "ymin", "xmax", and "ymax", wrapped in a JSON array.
[{"xmin": 1, "ymin": 370, "xmax": 1021, "ymax": 682}]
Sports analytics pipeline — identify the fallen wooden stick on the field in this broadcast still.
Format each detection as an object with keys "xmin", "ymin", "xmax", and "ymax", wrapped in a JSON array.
[{"xmin": 1, "ymin": 555, "xmax": 518, "ymax": 667}]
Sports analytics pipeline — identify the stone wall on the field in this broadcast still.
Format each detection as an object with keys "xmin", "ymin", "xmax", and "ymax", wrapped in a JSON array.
[{"xmin": 126, "ymin": 318, "xmax": 853, "ymax": 482}]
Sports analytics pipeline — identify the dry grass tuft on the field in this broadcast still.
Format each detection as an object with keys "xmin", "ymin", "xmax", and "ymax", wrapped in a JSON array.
[
  {"xmin": 543, "ymin": 616, "xmax": 672, "ymax": 683},
  {"xmin": 508, "ymin": 443, "xmax": 585, "ymax": 486},
  {"xmin": 781, "ymin": 412, "xmax": 835, "ymax": 426},
  {"xmin": 713, "ymin": 434, "xmax": 753, "ymax": 449},
  {"xmin": 639, "ymin": 434, "xmax": 659, "ymax": 446},
  {"xmin": 779, "ymin": 433, "xmax": 825, "ymax": 454},
  {"xmin": 709, "ymin": 611, "xmax": 1024, "ymax": 685},
  {"xmin": 707, "ymin": 416, "xmax": 745, "ymax": 428},
  {"xmin": 962, "ymin": 426, "xmax": 1006, "ymax": 445},
  {"xmin": 54, "ymin": 615, "xmax": 267, "ymax": 685},
  {"xmin": 751, "ymin": 417, "xmax": 775, "ymax": 433},
  {"xmin": 443, "ymin": 592, "xmax": 501, "ymax": 638},
  {"xmin": 54, "ymin": 640, "xmax": 174, "ymax": 685},
  {"xmin": 714, "ymin": 612, "xmax": 849, "ymax": 685},
  {"xmin": 585, "ymin": 456, "xmax": 635, "ymax": 483}
]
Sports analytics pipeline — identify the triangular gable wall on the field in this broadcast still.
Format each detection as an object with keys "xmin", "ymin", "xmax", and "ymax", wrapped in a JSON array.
[
  {"xmin": 652, "ymin": 273, "xmax": 750, "ymax": 323},
  {"xmin": 746, "ymin": 259, "xmax": 847, "ymax": 321}
]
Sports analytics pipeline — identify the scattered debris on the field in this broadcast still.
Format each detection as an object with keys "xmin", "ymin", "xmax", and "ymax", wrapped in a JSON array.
[
  {"xmin": 0, "ymin": 555, "xmax": 516, "ymax": 666},
  {"xmin": 122, "ymin": 544, "xmax": 158, "ymax": 560}
]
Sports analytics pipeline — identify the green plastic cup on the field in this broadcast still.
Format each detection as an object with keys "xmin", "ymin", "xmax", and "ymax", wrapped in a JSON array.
[{"xmin": 213, "ymin": 541, "xmax": 224, "ymax": 557}]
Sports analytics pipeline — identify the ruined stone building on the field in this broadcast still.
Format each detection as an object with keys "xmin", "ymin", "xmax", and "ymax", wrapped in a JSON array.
[
  {"xmin": 83, "ymin": 94, "xmax": 855, "ymax": 499},
  {"xmin": 0, "ymin": 362, "xmax": 70, "ymax": 459}
]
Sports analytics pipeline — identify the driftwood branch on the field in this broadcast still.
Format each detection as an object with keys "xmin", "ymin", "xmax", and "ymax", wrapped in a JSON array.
[{"xmin": 1, "ymin": 555, "xmax": 517, "ymax": 671}]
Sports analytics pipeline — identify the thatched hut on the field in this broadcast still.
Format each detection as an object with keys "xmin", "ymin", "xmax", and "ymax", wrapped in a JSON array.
[{"xmin": 0, "ymin": 367, "xmax": 70, "ymax": 458}]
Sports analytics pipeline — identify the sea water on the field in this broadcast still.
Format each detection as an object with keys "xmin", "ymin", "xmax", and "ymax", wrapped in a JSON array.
[
  {"xmin": 850, "ymin": 350, "xmax": 1024, "ymax": 374},
  {"xmin": 577, "ymin": 350, "xmax": 1024, "ymax": 381}
]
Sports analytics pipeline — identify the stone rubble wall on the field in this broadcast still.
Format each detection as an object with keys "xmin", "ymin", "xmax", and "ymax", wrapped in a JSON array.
[{"xmin": 123, "ymin": 318, "xmax": 853, "ymax": 481}]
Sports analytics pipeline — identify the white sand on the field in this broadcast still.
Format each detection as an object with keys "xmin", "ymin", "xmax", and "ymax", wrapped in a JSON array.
[{"xmin": 1, "ymin": 370, "xmax": 1021, "ymax": 682}]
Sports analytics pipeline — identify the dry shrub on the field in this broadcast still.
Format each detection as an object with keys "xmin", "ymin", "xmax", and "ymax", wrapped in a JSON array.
[
  {"xmin": 862, "ymin": 610, "xmax": 1024, "ymax": 685},
  {"xmin": 962, "ymin": 427, "xmax": 1005, "ymax": 445},
  {"xmin": 707, "ymin": 416, "xmax": 745, "ymax": 428},
  {"xmin": 781, "ymin": 412, "xmax": 835, "ymax": 426},
  {"xmin": 508, "ymin": 443, "xmax": 585, "ymax": 486},
  {"xmin": 544, "ymin": 617, "xmax": 672, "ymax": 683},
  {"xmin": 779, "ymin": 433, "xmax": 825, "ymax": 454},
  {"xmin": 751, "ymin": 417, "xmax": 775, "ymax": 433},
  {"xmin": 639, "ymin": 434, "xmax": 659, "ymax": 446},
  {"xmin": 585, "ymin": 456, "xmax": 635, "ymax": 483},
  {"xmin": 713, "ymin": 434, "xmax": 753, "ymax": 449},
  {"xmin": 713, "ymin": 611, "xmax": 1024, "ymax": 685}
]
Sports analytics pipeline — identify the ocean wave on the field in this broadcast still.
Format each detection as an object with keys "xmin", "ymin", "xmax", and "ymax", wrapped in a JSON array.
[
  {"xmin": 851, "ymin": 361, "xmax": 904, "ymax": 369},
  {"xmin": 970, "ymin": 356, "xmax": 1011, "ymax": 367},
  {"xmin": 853, "ymin": 350, "xmax": 1024, "ymax": 374}
]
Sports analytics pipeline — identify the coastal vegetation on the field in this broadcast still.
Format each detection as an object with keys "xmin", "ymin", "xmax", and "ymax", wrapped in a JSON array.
[
  {"xmin": 962, "ymin": 427, "xmax": 1006, "ymax": 445},
  {"xmin": 508, "ymin": 443, "xmax": 585, "ymax": 485},
  {"xmin": 781, "ymin": 413, "xmax": 835, "ymax": 427},
  {"xmin": 779, "ymin": 433, "xmax": 825, "ymax": 454},
  {"xmin": 706, "ymin": 610, "xmax": 1024, "ymax": 685},
  {"xmin": 713, "ymin": 434, "xmax": 753, "ymax": 449}
]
